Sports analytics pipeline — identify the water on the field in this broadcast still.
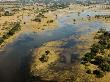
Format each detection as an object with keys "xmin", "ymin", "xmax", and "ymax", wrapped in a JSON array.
[
  {"xmin": 0, "ymin": 10, "xmax": 109, "ymax": 82},
  {"xmin": 80, "ymin": 10, "xmax": 110, "ymax": 17}
]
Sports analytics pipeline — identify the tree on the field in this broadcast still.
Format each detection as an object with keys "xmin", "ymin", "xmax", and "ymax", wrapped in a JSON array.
[
  {"xmin": 83, "ymin": 52, "xmax": 94, "ymax": 62},
  {"xmin": 94, "ymin": 56, "xmax": 105, "ymax": 65},
  {"xmin": 91, "ymin": 43, "xmax": 105, "ymax": 53},
  {"xmin": 4, "ymin": 11, "xmax": 12, "ymax": 16}
]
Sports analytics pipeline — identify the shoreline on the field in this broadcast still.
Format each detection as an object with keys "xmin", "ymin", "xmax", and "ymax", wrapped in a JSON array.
[
  {"xmin": 0, "ymin": 4, "xmax": 94, "ymax": 49},
  {"xmin": 1, "ymin": 4, "xmax": 110, "ymax": 82}
]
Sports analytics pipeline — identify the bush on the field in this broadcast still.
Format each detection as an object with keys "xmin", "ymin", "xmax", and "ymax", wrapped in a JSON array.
[
  {"xmin": 8, "ymin": 22, "xmax": 20, "ymax": 35},
  {"xmin": 4, "ymin": 11, "xmax": 13, "ymax": 16},
  {"xmin": 93, "ymin": 70, "xmax": 104, "ymax": 78},
  {"xmin": 83, "ymin": 29, "xmax": 110, "ymax": 78},
  {"xmin": 105, "ymin": 57, "xmax": 110, "ymax": 63},
  {"xmin": 83, "ymin": 53, "xmax": 94, "ymax": 62},
  {"xmin": 86, "ymin": 69, "xmax": 92, "ymax": 74},
  {"xmin": 4, "ymin": 11, "xmax": 10, "ymax": 16},
  {"xmin": 40, "ymin": 9, "xmax": 48, "ymax": 13},
  {"xmin": 47, "ymin": 20, "xmax": 54, "ymax": 23},
  {"xmin": 98, "ymin": 28, "xmax": 106, "ymax": 33},
  {"xmin": 36, "ymin": 13, "xmax": 45, "ymax": 18},
  {"xmin": 1, "ymin": 22, "xmax": 20, "ymax": 44},
  {"xmin": 94, "ymin": 56, "xmax": 105, "ymax": 65},
  {"xmin": 104, "ymin": 31, "xmax": 110, "ymax": 37},
  {"xmin": 99, "ymin": 63, "xmax": 110, "ymax": 72},
  {"xmin": 33, "ymin": 17, "xmax": 41, "ymax": 22},
  {"xmin": 107, "ymin": 43, "xmax": 110, "ymax": 49},
  {"xmin": 45, "ymin": 50, "xmax": 50, "ymax": 55},
  {"xmin": 98, "ymin": 39, "xmax": 108, "ymax": 47},
  {"xmin": 91, "ymin": 43, "xmax": 105, "ymax": 53},
  {"xmin": 39, "ymin": 54, "xmax": 49, "ymax": 63},
  {"xmin": 2, "ymin": 34, "xmax": 9, "ymax": 39},
  {"xmin": 0, "ymin": 38, "xmax": 4, "ymax": 45}
]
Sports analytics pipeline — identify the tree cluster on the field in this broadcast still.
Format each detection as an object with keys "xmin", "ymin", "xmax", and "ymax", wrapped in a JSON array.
[
  {"xmin": 0, "ymin": 22, "xmax": 21, "ymax": 45},
  {"xmin": 82, "ymin": 28, "xmax": 110, "ymax": 78}
]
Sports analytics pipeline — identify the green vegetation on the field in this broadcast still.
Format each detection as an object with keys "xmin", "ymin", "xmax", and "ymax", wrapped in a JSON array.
[
  {"xmin": 33, "ymin": 13, "xmax": 46, "ymax": 22},
  {"xmin": 82, "ymin": 29, "xmax": 110, "ymax": 78},
  {"xmin": 0, "ymin": 22, "xmax": 21, "ymax": 45},
  {"xmin": 34, "ymin": 8, "xmax": 49, "ymax": 14},
  {"xmin": 39, "ymin": 50, "xmax": 50, "ymax": 63},
  {"xmin": 0, "ymin": 38, "xmax": 4, "ymax": 45},
  {"xmin": 4, "ymin": 11, "xmax": 13, "ymax": 16},
  {"xmin": 33, "ymin": 17, "xmax": 41, "ymax": 22},
  {"xmin": 83, "ymin": 52, "xmax": 94, "ymax": 62},
  {"xmin": 93, "ymin": 70, "xmax": 104, "ymax": 78},
  {"xmin": 95, "ymin": 15, "xmax": 110, "ymax": 19},
  {"xmin": 47, "ymin": 20, "xmax": 54, "ymax": 23},
  {"xmin": 36, "ymin": 13, "xmax": 46, "ymax": 18},
  {"xmin": 48, "ymin": 3, "xmax": 69, "ymax": 10}
]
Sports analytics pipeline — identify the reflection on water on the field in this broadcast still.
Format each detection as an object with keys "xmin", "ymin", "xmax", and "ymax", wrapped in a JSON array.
[{"xmin": 0, "ymin": 10, "xmax": 110, "ymax": 82}]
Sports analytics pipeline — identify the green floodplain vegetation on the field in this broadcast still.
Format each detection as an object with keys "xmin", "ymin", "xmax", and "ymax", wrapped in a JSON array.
[
  {"xmin": 30, "ymin": 28, "xmax": 110, "ymax": 82},
  {"xmin": 1, "ymin": 1, "xmax": 110, "ymax": 82},
  {"xmin": 0, "ymin": 22, "xmax": 21, "ymax": 45},
  {"xmin": 0, "ymin": 3, "xmax": 68, "ymax": 47},
  {"xmin": 82, "ymin": 29, "xmax": 110, "ymax": 78}
]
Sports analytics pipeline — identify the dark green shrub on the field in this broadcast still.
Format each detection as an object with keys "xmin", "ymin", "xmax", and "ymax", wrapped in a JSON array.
[
  {"xmin": 86, "ymin": 69, "xmax": 92, "ymax": 74},
  {"xmin": 93, "ymin": 70, "xmax": 104, "ymax": 78},
  {"xmin": 33, "ymin": 17, "xmax": 41, "ymax": 22},
  {"xmin": 45, "ymin": 50, "xmax": 50, "ymax": 55},
  {"xmin": 105, "ymin": 57, "xmax": 110, "ymax": 63},
  {"xmin": 47, "ymin": 20, "xmax": 54, "ymax": 23},
  {"xmin": 99, "ymin": 63, "xmax": 110, "ymax": 72},
  {"xmin": 40, "ymin": 9, "xmax": 48, "ymax": 13},
  {"xmin": 8, "ymin": 22, "xmax": 20, "ymax": 35},
  {"xmin": 0, "ymin": 38, "xmax": 4, "ymax": 44},
  {"xmin": 2, "ymin": 34, "xmax": 9, "ymax": 39},
  {"xmin": 4, "ymin": 11, "xmax": 10, "ymax": 16},
  {"xmin": 91, "ymin": 43, "xmax": 105, "ymax": 53},
  {"xmin": 36, "ymin": 13, "xmax": 46, "ymax": 18},
  {"xmin": 83, "ymin": 53, "xmax": 94, "ymax": 62},
  {"xmin": 39, "ymin": 54, "xmax": 49, "ymax": 63},
  {"xmin": 107, "ymin": 43, "xmax": 110, "ymax": 49},
  {"xmin": 98, "ymin": 39, "xmax": 108, "ymax": 47},
  {"xmin": 98, "ymin": 28, "xmax": 106, "ymax": 33},
  {"xmin": 104, "ymin": 31, "xmax": 110, "ymax": 37},
  {"xmin": 1, "ymin": 22, "xmax": 20, "ymax": 42},
  {"xmin": 4, "ymin": 11, "xmax": 13, "ymax": 16},
  {"xmin": 83, "ymin": 29, "xmax": 110, "ymax": 78},
  {"xmin": 94, "ymin": 56, "xmax": 105, "ymax": 65}
]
